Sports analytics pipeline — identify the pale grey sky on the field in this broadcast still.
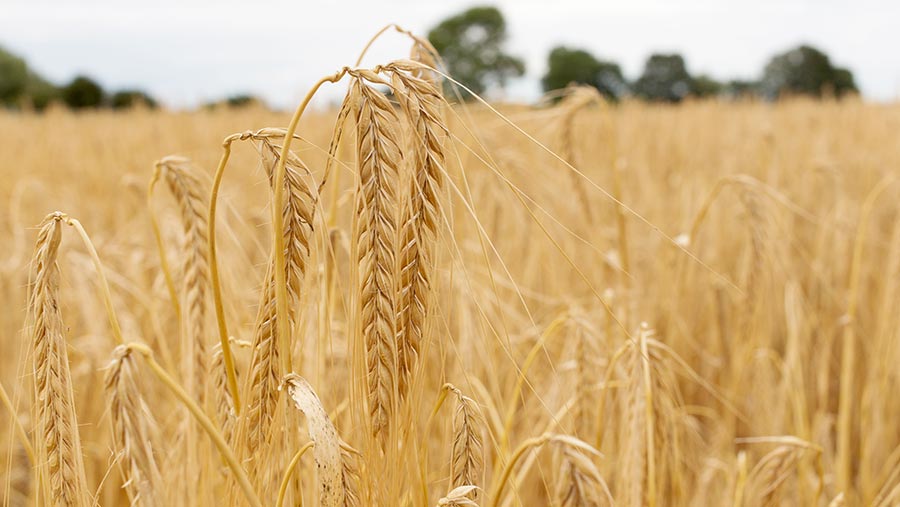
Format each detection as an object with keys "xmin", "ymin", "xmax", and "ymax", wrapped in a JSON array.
[{"xmin": 2, "ymin": 0, "xmax": 898, "ymax": 107}]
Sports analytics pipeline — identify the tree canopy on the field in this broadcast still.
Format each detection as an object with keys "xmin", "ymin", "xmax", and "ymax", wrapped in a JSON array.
[
  {"xmin": 0, "ymin": 47, "xmax": 29, "ymax": 106},
  {"xmin": 427, "ymin": 6, "xmax": 525, "ymax": 97},
  {"xmin": 541, "ymin": 46, "xmax": 628, "ymax": 100},
  {"xmin": 633, "ymin": 54, "xmax": 694, "ymax": 102},
  {"xmin": 111, "ymin": 89, "xmax": 158, "ymax": 109},
  {"xmin": 62, "ymin": 76, "xmax": 105, "ymax": 109},
  {"xmin": 761, "ymin": 45, "xmax": 858, "ymax": 98}
]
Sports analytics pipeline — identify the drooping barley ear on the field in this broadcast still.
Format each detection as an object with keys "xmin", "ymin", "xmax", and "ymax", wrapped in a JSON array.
[
  {"xmin": 438, "ymin": 486, "xmax": 481, "ymax": 506},
  {"xmin": 745, "ymin": 446, "xmax": 802, "ymax": 507},
  {"xmin": 235, "ymin": 131, "xmax": 317, "ymax": 485},
  {"xmin": 388, "ymin": 62, "xmax": 448, "ymax": 400},
  {"xmin": 257, "ymin": 132, "xmax": 316, "ymax": 302},
  {"xmin": 448, "ymin": 385, "xmax": 485, "ymax": 500},
  {"xmin": 284, "ymin": 374, "xmax": 350, "ymax": 506},
  {"xmin": 154, "ymin": 156, "xmax": 212, "ymax": 502},
  {"xmin": 351, "ymin": 75, "xmax": 403, "ymax": 446},
  {"xmin": 29, "ymin": 211, "xmax": 91, "ymax": 507},
  {"xmin": 105, "ymin": 344, "xmax": 165, "ymax": 506},
  {"xmin": 155, "ymin": 156, "xmax": 211, "ymax": 404},
  {"xmin": 554, "ymin": 436, "xmax": 614, "ymax": 507},
  {"xmin": 339, "ymin": 442, "xmax": 362, "ymax": 507}
]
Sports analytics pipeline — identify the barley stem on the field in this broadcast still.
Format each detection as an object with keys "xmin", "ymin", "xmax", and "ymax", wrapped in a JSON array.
[
  {"xmin": 125, "ymin": 342, "xmax": 261, "ymax": 507},
  {"xmin": 208, "ymin": 139, "xmax": 241, "ymax": 414},
  {"xmin": 0, "ymin": 380, "xmax": 35, "ymax": 466},
  {"xmin": 276, "ymin": 441, "xmax": 314, "ymax": 507},
  {"xmin": 273, "ymin": 69, "xmax": 349, "ymax": 374},
  {"xmin": 65, "ymin": 217, "xmax": 124, "ymax": 345}
]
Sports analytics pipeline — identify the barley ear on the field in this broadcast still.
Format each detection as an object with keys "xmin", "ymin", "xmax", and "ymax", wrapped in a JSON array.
[
  {"xmin": 105, "ymin": 345, "xmax": 165, "ymax": 506},
  {"xmin": 154, "ymin": 156, "xmax": 212, "ymax": 404},
  {"xmin": 29, "ymin": 211, "xmax": 92, "ymax": 507},
  {"xmin": 352, "ymin": 77, "xmax": 403, "ymax": 446},
  {"xmin": 283, "ymin": 374, "xmax": 350, "ymax": 507},
  {"xmin": 389, "ymin": 64, "xmax": 448, "ymax": 400},
  {"xmin": 554, "ymin": 436, "xmax": 613, "ymax": 507},
  {"xmin": 448, "ymin": 386, "xmax": 485, "ymax": 500}
]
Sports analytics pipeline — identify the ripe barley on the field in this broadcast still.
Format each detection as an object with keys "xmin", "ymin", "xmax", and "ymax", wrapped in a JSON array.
[
  {"xmin": 389, "ymin": 62, "xmax": 448, "ymax": 400},
  {"xmin": 155, "ymin": 156, "xmax": 211, "ymax": 404},
  {"xmin": 352, "ymin": 76, "xmax": 403, "ymax": 446},
  {"xmin": 235, "ymin": 130, "xmax": 316, "ymax": 488},
  {"xmin": 105, "ymin": 344, "xmax": 165, "ymax": 506},
  {"xmin": 29, "ymin": 212, "xmax": 91, "ymax": 507},
  {"xmin": 554, "ymin": 436, "xmax": 613, "ymax": 507},
  {"xmin": 448, "ymin": 386, "xmax": 485, "ymax": 499}
]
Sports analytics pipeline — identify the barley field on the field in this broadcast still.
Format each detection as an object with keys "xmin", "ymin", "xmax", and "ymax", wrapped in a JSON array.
[{"xmin": 2, "ymin": 39, "xmax": 900, "ymax": 507}]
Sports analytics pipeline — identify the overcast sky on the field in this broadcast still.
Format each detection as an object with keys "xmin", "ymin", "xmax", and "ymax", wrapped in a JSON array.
[{"xmin": 2, "ymin": 0, "xmax": 898, "ymax": 108}]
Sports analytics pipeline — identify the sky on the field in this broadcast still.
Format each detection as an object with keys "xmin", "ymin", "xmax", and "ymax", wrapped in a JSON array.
[{"xmin": 2, "ymin": 0, "xmax": 898, "ymax": 108}]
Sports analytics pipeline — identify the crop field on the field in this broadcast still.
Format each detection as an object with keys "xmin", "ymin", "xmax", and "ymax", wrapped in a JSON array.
[{"xmin": 2, "ymin": 38, "xmax": 900, "ymax": 507}]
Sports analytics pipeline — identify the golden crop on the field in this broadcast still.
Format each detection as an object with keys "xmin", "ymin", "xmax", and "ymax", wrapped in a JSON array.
[{"xmin": 2, "ymin": 37, "xmax": 899, "ymax": 506}]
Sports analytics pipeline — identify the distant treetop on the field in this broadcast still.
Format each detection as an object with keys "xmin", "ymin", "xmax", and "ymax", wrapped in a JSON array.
[
  {"xmin": 0, "ymin": 44, "xmax": 160, "ymax": 111},
  {"xmin": 542, "ymin": 46, "xmax": 628, "ymax": 101},
  {"xmin": 761, "ymin": 45, "xmax": 858, "ymax": 99},
  {"xmin": 427, "ymin": 6, "xmax": 525, "ymax": 98}
]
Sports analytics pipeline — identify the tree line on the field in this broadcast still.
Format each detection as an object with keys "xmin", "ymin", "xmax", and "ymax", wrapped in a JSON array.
[
  {"xmin": 1, "ymin": 5, "xmax": 860, "ymax": 111},
  {"xmin": 0, "ymin": 46, "xmax": 160, "ymax": 111},
  {"xmin": 0, "ymin": 46, "xmax": 261, "ymax": 111},
  {"xmin": 429, "ymin": 6, "xmax": 859, "ymax": 102}
]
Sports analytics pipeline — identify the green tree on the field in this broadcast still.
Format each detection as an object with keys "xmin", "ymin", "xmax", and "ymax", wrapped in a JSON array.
[
  {"xmin": 541, "ymin": 46, "xmax": 627, "ymax": 100},
  {"xmin": 633, "ymin": 53, "xmax": 693, "ymax": 102},
  {"xmin": 25, "ymin": 73, "xmax": 59, "ymax": 111},
  {"xmin": 62, "ymin": 76, "xmax": 105, "ymax": 109},
  {"xmin": 0, "ymin": 46, "xmax": 28, "ymax": 106},
  {"xmin": 427, "ymin": 6, "xmax": 525, "ymax": 97},
  {"xmin": 691, "ymin": 74, "xmax": 722, "ymax": 98},
  {"xmin": 110, "ymin": 89, "xmax": 158, "ymax": 110},
  {"xmin": 723, "ymin": 79, "xmax": 759, "ymax": 99},
  {"xmin": 226, "ymin": 94, "xmax": 260, "ymax": 108},
  {"xmin": 761, "ymin": 45, "xmax": 858, "ymax": 99}
]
